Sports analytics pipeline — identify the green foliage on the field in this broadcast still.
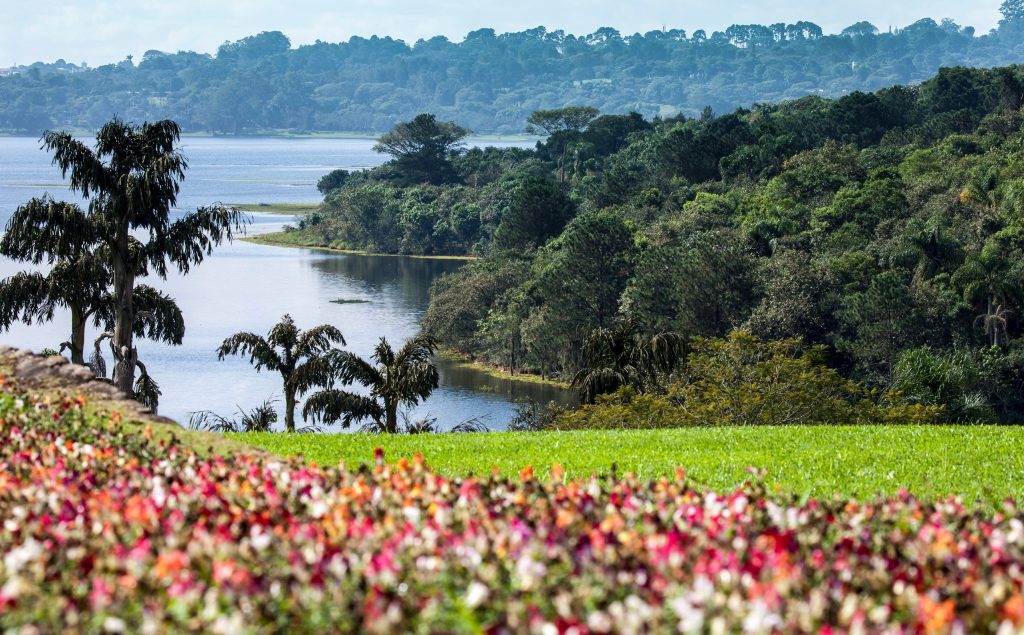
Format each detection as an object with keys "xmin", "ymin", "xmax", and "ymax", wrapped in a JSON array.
[
  {"xmin": 571, "ymin": 319, "xmax": 686, "ymax": 404},
  {"xmin": 373, "ymin": 114, "xmax": 470, "ymax": 185},
  {"xmin": 525, "ymin": 107, "xmax": 600, "ymax": 135},
  {"xmin": 6, "ymin": 19, "xmax": 1024, "ymax": 135},
  {"xmin": 493, "ymin": 177, "xmax": 575, "ymax": 250},
  {"xmin": 558, "ymin": 332, "xmax": 941, "ymax": 430},
  {"xmin": 893, "ymin": 348, "xmax": 994, "ymax": 423},
  {"xmin": 316, "ymin": 169, "xmax": 350, "ymax": 195},
  {"xmin": 303, "ymin": 335, "xmax": 440, "ymax": 433},
  {"xmin": 217, "ymin": 314, "xmax": 346, "ymax": 432}
]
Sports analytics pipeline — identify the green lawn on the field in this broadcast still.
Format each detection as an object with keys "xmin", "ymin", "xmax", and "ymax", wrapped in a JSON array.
[{"xmin": 233, "ymin": 425, "xmax": 1024, "ymax": 505}]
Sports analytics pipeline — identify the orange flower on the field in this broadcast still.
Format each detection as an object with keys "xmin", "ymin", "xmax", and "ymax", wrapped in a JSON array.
[
  {"xmin": 550, "ymin": 463, "xmax": 564, "ymax": 481},
  {"xmin": 1003, "ymin": 595, "xmax": 1024, "ymax": 626},
  {"xmin": 918, "ymin": 597, "xmax": 956, "ymax": 635},
  {"xmin": 519, "ymin": 465, "xmax": 534, "ymax": 482},
  {"xmin": 153, "ymin": 550, "xmax": 189, "ymax": 580}
]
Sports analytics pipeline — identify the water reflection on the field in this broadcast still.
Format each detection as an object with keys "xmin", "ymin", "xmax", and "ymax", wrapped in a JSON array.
[{"xmin": 309, "ymin": 253, "xmax": 463, "ymax": 312}]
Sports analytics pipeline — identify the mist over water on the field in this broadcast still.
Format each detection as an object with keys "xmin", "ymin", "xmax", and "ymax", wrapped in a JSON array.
[{"xmin": 0, "ymin": 136, "xmax": 565, "ymax": 430}]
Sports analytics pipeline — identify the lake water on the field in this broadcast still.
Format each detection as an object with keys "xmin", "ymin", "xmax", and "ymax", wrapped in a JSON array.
[{"xmin": 0, "ymin": 136, "xmax": 567, "ymax": 430}]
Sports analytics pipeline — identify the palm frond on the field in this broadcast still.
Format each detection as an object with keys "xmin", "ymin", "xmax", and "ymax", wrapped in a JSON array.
[
  {"xmin": 148, "ymin": 204, "xmax": 247, "ymax": 277},
  {"xmin": 303, "ymin": 389, "xmax": 384, "ymax": 428},
  {"xmin": 0, "ymin": 197, "xmax": 96, "ymax": 263},
  {"xmin": 128, "ymin": 285, "xmax": 185, "ymax": 345},
  {"xmin": 334, "ymin": 350, "xmax": 383, "ymax": 387},
  {"xmin": 217, "ymin": 332, "xmax": 283, "ymax": 371},
  {"xmin": 295, "ymin": 324, "xmax": 346, "ymax": 359},
  {"xmin": 0, "ymin": 271, "xmax": 56, "ymax": 329}
]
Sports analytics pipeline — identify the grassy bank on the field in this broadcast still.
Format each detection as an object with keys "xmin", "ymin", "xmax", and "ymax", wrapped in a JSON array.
[
  {"xmin": 235, "ymin": 424, "xmax": 1024, "ymax": 504},
  {"xmin": 438, "ymin": 347, "xmax": 569, "ymax": 387},
  {"xmin": 244, "ymin": 231, "xmax": 477, "ymax": 261},
  {"xmin": 232, "ymin": 202, "xmax": 320, "ymax": 215}
]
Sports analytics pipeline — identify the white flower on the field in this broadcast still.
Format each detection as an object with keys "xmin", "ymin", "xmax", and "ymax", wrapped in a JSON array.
[
  {"xmin": 3, "ymin": 538, "xmax": 42, "ymax": 574},
  {"xmin": 465, "ymin": 581, "xmax": 489, "ymax": 608},
  {"xmin": 310, "ymin": 500, "xmax": 328, "ymax": 518},
  {"xmin": 250, "ymin": 529, "xmax": 272, "ymax": 551},
  {"xmin": 102, "ymin": 617, "xmax": 127, "ymax": 633}
]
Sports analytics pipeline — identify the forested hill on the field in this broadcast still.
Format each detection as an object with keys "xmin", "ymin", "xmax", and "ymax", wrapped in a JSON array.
[{"xmin": 4, "ymin": 12, "xmax": 1024, "ymax": 135}]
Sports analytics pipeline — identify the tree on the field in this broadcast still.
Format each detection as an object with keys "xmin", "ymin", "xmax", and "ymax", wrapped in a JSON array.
[
  {"xmin": 1001, "ymin": 0, "xmax": 1024, "ymax": 26},
  {"xmin": 955, "ymin": 242, "xmax": 1022, "ymax": 346},
  {"xmin": 217, "ymin": 314, "xmax": 346, "ymax": 432},
  {"xmin": 525, "ymin": 107, "xmax": 599, "ymax": 136},
  {"xmin": 303, "ymin": 335, "xmax": 439, "ymax": 433},
  {"xmin": 43, "ymin": 118, "xmax": 245, "ymax": 395},
  {"xmin": 571, "ymin": 319, "xmax": 686, "ymax": 404},
  {"xmin": 493, "ymin": 177, "xmax": 575, "ymax": 250},
  {"xmin": 526, "ymin": 212, "xmax": 636, "ymax": 371},
  {"xmin": 0, "ymin": 198, "xmax": 106, "ymax": 364},
  {"xmin": 374, "ymin": 114, "xmax": 470, "ymax": 184},
  {"xmin": 317, "ymin": 169, "xmax": 351, "ymax": 195},
  {"xmin": 841, "ymin": 22, "xmax": 879, "ymax": 37},
  {"xmin": 0, "ymin": 197, "xmax": 185, "ymax": 389}
]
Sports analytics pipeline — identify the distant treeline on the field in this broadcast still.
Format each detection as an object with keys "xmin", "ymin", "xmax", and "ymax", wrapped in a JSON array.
[{"xmin": 3, "ymin": 12, "xmax": 1024, "ymax": 134}]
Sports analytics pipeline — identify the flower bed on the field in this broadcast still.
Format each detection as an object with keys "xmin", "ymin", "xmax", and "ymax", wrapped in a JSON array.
[{"xmin": 2, "ymin": 386, "xmax": 1024, "ymax": 633}]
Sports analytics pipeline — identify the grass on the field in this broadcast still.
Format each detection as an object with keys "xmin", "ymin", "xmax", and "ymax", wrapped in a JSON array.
[
  {"xmin": 244, "ymin": 231, "xmax": 477, "ymax": 261},
  {"xmin": 232, "ymin": 202, "xmax": 320, "ymax": 215},
  {"xmin": 234, "ymin": 425, "xmax": 1024, "ymax": 505},
  {"xmin": 438, "ymin": 347, "xmax": 569, "ymax": 387}
]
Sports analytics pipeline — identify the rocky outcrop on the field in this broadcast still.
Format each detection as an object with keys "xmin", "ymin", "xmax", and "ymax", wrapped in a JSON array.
[{"xmin": 0, "ymin": 345, "xmax": 178, "ymax": 426}]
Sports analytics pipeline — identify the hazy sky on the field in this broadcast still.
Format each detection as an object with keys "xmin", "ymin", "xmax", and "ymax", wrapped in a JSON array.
[{"xmin": 0, "ymin": 0, "xmax": 1004, "ymax": 67}]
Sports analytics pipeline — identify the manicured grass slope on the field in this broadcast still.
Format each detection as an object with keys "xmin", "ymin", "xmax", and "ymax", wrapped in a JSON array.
[{"xmin": 236, "ymin": 425, "xmax": 1024, "ymax": 504}]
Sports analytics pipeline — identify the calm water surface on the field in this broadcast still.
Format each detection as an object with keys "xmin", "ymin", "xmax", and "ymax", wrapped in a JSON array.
[{"xmin": 0, "ymin": 136, "xmax": 566, "ymax": 430}]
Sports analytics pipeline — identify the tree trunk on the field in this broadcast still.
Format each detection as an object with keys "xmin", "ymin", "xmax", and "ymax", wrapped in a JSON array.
[
  {"xmin": 68, "ymin": 306, "xmax": 86, "ymax": 365},
  {"xmin": 111, "ymin": 231, "xmax": 137, "ymax": 394},
  {"xmin": 385, "ymin": 399, "xmax": 399, "ymax": 434},
  {"xmin": 284, "ymin": 386, "xmax": 297, "ymax": 433}
]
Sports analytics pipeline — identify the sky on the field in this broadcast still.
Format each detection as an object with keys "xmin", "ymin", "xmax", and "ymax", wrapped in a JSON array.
[{"xmin": 0, "ymin": 0, "xmax": 1005, "ymax": 67}]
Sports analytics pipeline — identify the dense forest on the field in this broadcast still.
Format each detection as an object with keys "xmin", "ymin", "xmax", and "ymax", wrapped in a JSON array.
[
  {"xmin": 286, "ymin": 60, "xmax": 1024, "ymax": 425},
  {"xmin": 3, "ymin": 8, "xmax": 1024, "ymax": 134}
]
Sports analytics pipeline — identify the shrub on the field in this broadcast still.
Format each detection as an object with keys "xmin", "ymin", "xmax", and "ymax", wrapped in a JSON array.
[{"xmin": 556, "ymin": 331, "xmax": 940, "ymax": 429}]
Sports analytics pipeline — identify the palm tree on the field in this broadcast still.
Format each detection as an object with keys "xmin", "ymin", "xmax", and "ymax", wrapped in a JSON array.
[
  {"xmin": 572, "ymin": 318, "xmax": 687, "ymax": 404},
  {"xmin": 0, "ymin": 198, "xmax": 107, "ymax": 364},
  {"xmin": 303, "ymin": 335, "xmax": 439, "ymax": 433},
  {"xmin": 0, "ymin": 197, "xmax": 185, "ymax": 409},
  {"xmin": 976, "ymin": 303, "xmax": 1012, "ymax": 347},
  {"xmin": 955, "ymin": 241, "xmax": 1022, "ymax": 345},
  {"xmin": 42, "ymin": 118, "xmax": 245, "ymax": 394},
  {"xmin": 217, "ymin": 315, "xmax": 345, "ymax": 432}
]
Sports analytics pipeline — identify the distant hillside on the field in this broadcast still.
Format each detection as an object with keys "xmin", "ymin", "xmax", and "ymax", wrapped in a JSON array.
[{"xmin": 2, "ymin": 14, "xmax": 1024, "ymax": 134}]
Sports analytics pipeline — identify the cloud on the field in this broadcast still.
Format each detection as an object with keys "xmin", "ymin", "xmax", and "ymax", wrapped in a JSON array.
[{"xmin": 0, "ymin": 0, "xmax": 1004, "ymax": 66}]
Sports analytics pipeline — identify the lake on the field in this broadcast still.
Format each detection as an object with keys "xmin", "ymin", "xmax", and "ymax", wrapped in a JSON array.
[{"xmin": 0, "ymin": 136, "xmax": 567, "ymax": 430}]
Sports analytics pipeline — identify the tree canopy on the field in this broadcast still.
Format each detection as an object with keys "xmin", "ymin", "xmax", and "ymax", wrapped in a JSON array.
[
  {"xmin": 1, "ymin": 16, "xmax": 1022, "ymax": 134},
  {"xmin": 373, "ymin": 114, "xmax": 470, "ymax": 184}
]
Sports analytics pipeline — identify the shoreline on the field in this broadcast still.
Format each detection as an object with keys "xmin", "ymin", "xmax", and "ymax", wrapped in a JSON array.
[
  {"xmin": 243, "ymin": 231, "xmax": 478, "ymax": 262},
  {"xmin": 0, "ymin": 131, "xmax": 534, "ymax": 143},
  {"xmin": 243, "ymin": 232, "xmax": 564, "ymax": 390},
  {"xmin": 437, "ymin": 348, "xmax": 570, "ymax": 389},
  {"xmin": 232, "ymin": 202, "xmax": 320, "ymax": 215}
]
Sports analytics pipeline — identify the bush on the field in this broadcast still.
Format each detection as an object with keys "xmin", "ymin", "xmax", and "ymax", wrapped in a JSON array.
[{"xmin": 555, "ymin": 331, "xmax": 941, "ymax": 429}]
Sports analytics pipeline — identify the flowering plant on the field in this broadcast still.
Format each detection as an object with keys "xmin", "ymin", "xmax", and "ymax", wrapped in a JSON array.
[{"xmin": 2, "ymin": 385, "xmax": 1023, "ymax": 633}]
